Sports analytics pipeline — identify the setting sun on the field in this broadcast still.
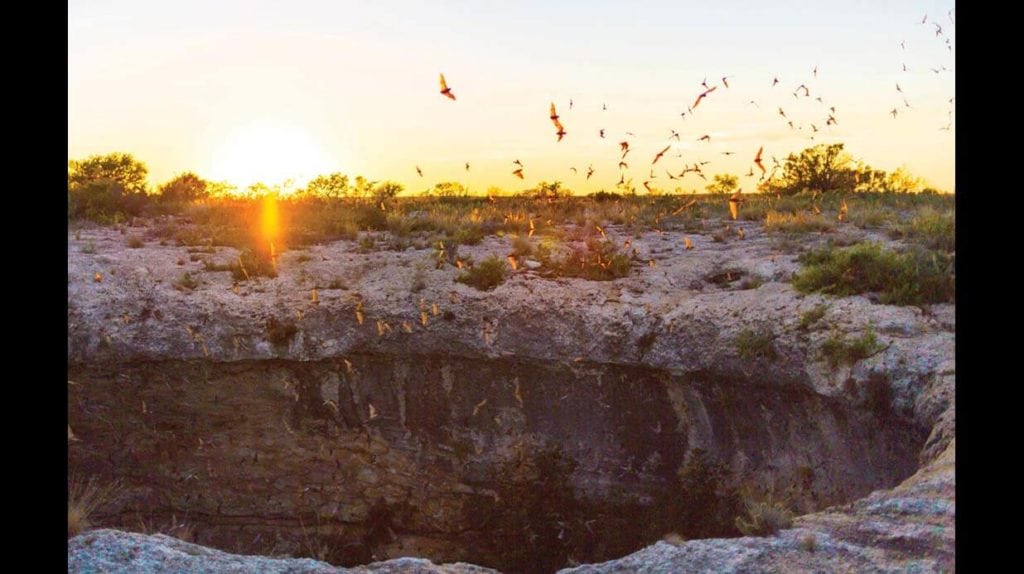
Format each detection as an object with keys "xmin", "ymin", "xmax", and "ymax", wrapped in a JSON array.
[{"xmin": 207, "ymin": 121, "xmax": 336, "ymax": 191}]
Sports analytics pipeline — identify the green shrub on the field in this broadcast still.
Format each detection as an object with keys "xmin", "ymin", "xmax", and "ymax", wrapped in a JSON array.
[
  {"xmin": 358, "ymin": 235, "xmax": 376, "ymax": 252},
  {"xmin": 174, "ymin": 272, "xmax": 198, "ymax": 291},
  {"xmin": 457, "ymin": 255, "xmax": 507, "ymax": 291},
  {"xmin": 546, "ymin": 239, "xmax": 631, "ymax": 280},
  {"xmin": 820, "ymin": 327, "xmax": 883, "ymax": 369},
  {"xmin": 232, "ymin": 248, "xmax": 277, "ymax": 281},
  {"xmin": 735, "ymin": 328, "xmax": 777, "ymax": 361},
  {"xmin": 792, "ymin": 242, "xmax": 953, "ymax": 305},
  {"xmin": 900, "ymin": 207, "xmax": 954, "ymax": 252},
  {"xmin": 354, "ymin": 204, "xmax": 388, "ymax": 231},
  {"xmin": 157, "ymin": 172, "xmax": 209, "ymax": 204},
  {"xmin": 68, "ymin": 180, "xmax": 148, "ymax": 223},
  {"xmin": 798, "ymin": 304, "xmax": 828, "ymax": 331},
  {"xmin": 511, "ymin": 235, "xmax": 534, "ymax": 256},
  {"xmin": 68, "ymin": 152, "xmax": 151, "ymax": 222},
  {"xmin": 452, "ymin": 225, "xmax": 485, "ymax": 246}
]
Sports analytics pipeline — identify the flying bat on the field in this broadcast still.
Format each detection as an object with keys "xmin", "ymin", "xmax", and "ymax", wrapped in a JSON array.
[
  {"xmin": 728, "ymin": 189, "xmax": 744, "ymax": 220},
  {"xmin": 439, "ymin": 73, "xmax": 455, "ymax": 100},
  {"xmin": 754, "ymin": 146, "xmax": 766, "ymax": 176},
  {"xmin": 652, "ymin": 145, "xmax": 671, "ymax": 165},
  {"xmin": 554, "ymin": 119, "xmax": 566, "ymax": 141},
  {"xmin": 693, "ymin": 86, "xmax": 717, "ymax": 109}
]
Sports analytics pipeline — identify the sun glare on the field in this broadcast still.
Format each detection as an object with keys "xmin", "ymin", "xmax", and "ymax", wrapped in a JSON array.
[{"xmin": 208, "ymin": 122, "xmax": 335, "ymax": 192}]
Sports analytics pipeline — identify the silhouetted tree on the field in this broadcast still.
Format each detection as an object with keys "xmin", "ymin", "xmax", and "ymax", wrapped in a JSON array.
[
  {"xmin": 68, "ymin": 152, "xmax": 150, "ymax": 221},
  {"xmin": 157, "ymin": 172, "xmax": 209, "ymax": 203},
  {"xmin": 705, "ymin": 174, "xmax": 739, "ymax": 195},
  {"xmin": 68, "ymin": 152, "xmax": 149, "ymax": 196},
  {"xmin": 352, "ymin": 176, "xmax": 376, "ymax": 198},
  {"xmin": 430, "ymin": 181, "xmax": 468, "ymax": 198},
  {"xmin": 304, "ymin": 173, "xmax": 350, "ymax": 198},
  {"xmin": 778, "ymin": 143, "xmax": 856, "ymax": 195},
  {"xmin": 529, "ymin": 180, "xmax": 571, "ymax": 199}
]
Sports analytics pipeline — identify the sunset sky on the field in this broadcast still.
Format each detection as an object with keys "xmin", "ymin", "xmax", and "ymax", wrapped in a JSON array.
[{"xmin": 69, "ymin": 1, "xmax": 955, "ymax": 195}]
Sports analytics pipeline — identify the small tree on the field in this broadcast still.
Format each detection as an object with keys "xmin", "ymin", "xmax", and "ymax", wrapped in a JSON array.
[
  {"xmin": 68, "ymin": 152, "xmax": 149, "ymax": 196},
  {"xmin": 431, "ymin": 181, "xmax": 467, "ymax": 198},
  {"xmin": 245, "ymin": 182, "xmax": 275, "ymax": 197},
  {"xmin": 157, "ymin": 172, "xmax": 209, "ymax": 203},
  {"xmin": 68, "ymin": 152, "xmax": 150, "ymax": 221},
  {"xmin": 303, "ymin": 173, "xmax": 350, "ymax": 198},
  {"xmin": 530, "ymin": 181, "xmax": 571, "ymax": 200},
  {"xmin": 352, "ymin": 176, "xmax": 377, "ymax": 198},
  {"xmin": 880, "ymin": 167, "xmax": 923, "ymax": 193},
  {"xmin": 778, "ymin": 143, "xmax": 856, "ymax": 195},
  {"xmin": 706, "ymin": 174, "xmax": 739, "ymax": 195}
]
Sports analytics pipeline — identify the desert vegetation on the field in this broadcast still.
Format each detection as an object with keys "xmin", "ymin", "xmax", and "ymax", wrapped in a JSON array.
[
  {"xmin": 68, "ymin": 475, "xmax": 122, "ymax": 538},
  {"xmin": 68, "ymin": 145, "xmax": 953, "ymax": 295},
  {"xmin": 793, "ymin": 242, "xmax": 953, "ymax": 305}
]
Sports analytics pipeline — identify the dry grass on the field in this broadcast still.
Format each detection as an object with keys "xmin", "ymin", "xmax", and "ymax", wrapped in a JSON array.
[
  {"xmin": 735, "ymin": 492, "xmax": 794, "ymax": 536},
  {"xmin": 132, "ymin": 513, "xmax": 197, "ymax": 543},
  {"xmin": 69, "ymin": 475, "xmax": 122, "ymax": 538},
  {"xmin": 764, "ymin": 210, "xmax": 835, "ymax": 234}
]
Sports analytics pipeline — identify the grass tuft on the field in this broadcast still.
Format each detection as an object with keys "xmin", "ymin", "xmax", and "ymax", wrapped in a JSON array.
[
  {"xmin": 174, "ymin": 272, "xmax": 198, "ymax": 292},
  {"xmin": 820, "ymin": 327, "xmax": 883, "ymax": 369},
  {"xmin": 69, "ymin": 475, "xmax": 122, "ymax": 538},
  {"xmin": 735, "ymin": 328, "xmax": 777, "ymax": 361},
  {"xmin": 792, "ymin": 242, "xmax": 953, "ymax": 305},
  {"xmin": 801, "ymin": 534, "xmax": 817, "ymax": 552},
  {"xmin": 735, "ymin": 492, "xmax": 794, "ymax": 537},
  {"xmin": 798, "ymin": 304, "xmax": 828, "ymax": 331},
  {"xmin": 899, "ymin": 207, "xmax": 955, "ymax": 252},
  {"xmin": 764, "ymin": 210, "xmax": 835, "ymax": 234},
  {"xmin": 542, "ymin": 238, "xmax": 631, "ymax": 281},
  {"xmin": 232, "ymin": 248, "xmax": 277, "ymax": 281}
]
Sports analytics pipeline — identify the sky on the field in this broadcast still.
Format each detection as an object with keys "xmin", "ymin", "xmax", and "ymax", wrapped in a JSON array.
[{"xmin": 68, "ymin": 1, "xmax": 955, "ymax": 195}]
